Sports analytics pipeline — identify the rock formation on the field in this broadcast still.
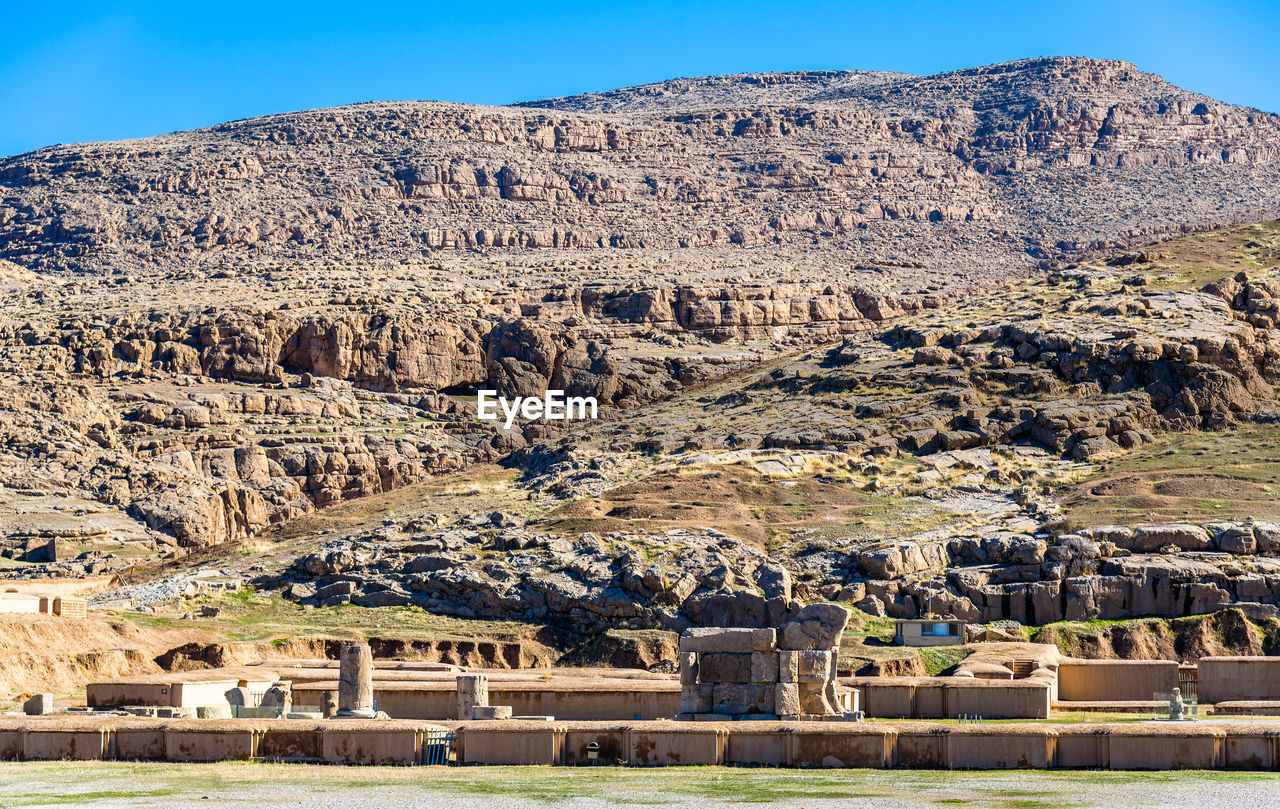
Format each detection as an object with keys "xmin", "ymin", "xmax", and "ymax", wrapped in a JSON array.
[{"xmin": 3, "ymin": 58, "xmax": 1279, "ymax": 278}]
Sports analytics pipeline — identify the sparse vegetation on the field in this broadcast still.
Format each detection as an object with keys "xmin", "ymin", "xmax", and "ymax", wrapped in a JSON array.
[
  {"xmin": 121, "ymin": 590, "xmax": 542, "ymax": 646},
  {"xmin": 2, "ymin": 761, "xmax": 1278, "ymax": 808},
  {"xmin": 1057, "ymin": 423, "xmax": 1280, "ymax": 525}
]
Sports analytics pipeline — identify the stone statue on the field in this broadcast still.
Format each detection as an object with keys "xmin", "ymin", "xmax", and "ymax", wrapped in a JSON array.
[{"xmin": 1169, "ymin": 686, "xmax": 1185, "ymax": 721}]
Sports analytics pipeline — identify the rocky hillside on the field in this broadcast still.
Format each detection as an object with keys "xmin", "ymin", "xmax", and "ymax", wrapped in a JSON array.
[
  {"xmin": 5, "ymin": 59, "xmax": 1280, "ymax": 637},
  {"xmin": 3, "ymin": 57, "xmax": 1279, "ymax": 281},
  {"xmin": 70, "ymin": 221, "xmax": 1280, "ymax": 635}
]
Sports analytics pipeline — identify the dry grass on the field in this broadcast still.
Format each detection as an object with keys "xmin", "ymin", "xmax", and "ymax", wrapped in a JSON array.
[
  {"xmin": 1057, "ymin": 423, "xmax": 1280, "ymax": 525},
  {"xmin": 120, "ymin": 588, "xmax": 545, "ymax": 646}
]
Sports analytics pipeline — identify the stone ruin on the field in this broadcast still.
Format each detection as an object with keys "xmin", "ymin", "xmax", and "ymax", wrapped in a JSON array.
[
  {"xmin": 677, "ymin": 603, "xmax": 859, "ymax": 721},
  {"xmin": 456, "ymin": 674, "xmax": 513, "ymax": 720},
  {"xmin": 336, "ymin": 643, "xmax": 377, "ymax": 718},
  {"xmin": 329, "ymin": 645, "xmax": 520, "ymax": 721}
]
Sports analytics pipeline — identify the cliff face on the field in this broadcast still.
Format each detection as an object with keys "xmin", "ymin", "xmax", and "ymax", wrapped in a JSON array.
[{"xmin": 2, "ymin": 57, "xmax": 1279, "ymax": 279}]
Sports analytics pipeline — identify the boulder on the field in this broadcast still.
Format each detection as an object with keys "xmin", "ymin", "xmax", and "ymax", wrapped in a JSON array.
[
  {"xmin": 778, "ymin": 602, "xmax": 851, "ymax": 650},
  {"xmin": 1131, "ymin": 524, "xmax": 1212, "ymax": 551},
  {"xmin": 754, "ymin": 562, "xmax": 793, "ymax": 602},
  {"xmin": 1255, "ymin": 522, "xmax": 1280, "ymax": 555},
  {"xmin": 352, "ymin": 589, "xmax": 411, "ymax": 608},
  {"xmin": 1209, "ymin": 523, "xmax": 1256, "ymax": 554}
]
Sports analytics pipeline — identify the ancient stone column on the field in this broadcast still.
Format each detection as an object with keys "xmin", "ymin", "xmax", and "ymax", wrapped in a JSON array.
[
  {"xmin": 456, "ymin": 674, "xmax": 489, "ymax": 720},
  {"xmin": 336, "ymin": 643, "xmax": 375, "ymax": 718}
]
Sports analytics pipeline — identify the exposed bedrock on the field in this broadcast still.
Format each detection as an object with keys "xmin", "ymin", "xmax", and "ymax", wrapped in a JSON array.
[
  {"xmin": 247, "ymin": 516, "xmax": 1280, "ymax": 632},
  {"xmin": 757, "ymin": 270, "xmax": 1280, "ymax": 464},
  {"xmin": 844, "ymin": 521, "xmax": 1280, "ymax": 625},
  {"xmin": 5, "ymin": 59, "xmax": 1280, "ymax": 275},
  {"xmin": 0, "ymin": 276, "xmax": 931, "ymax": 549},
  {"xmin": 1, "ymin": 282, "xmax": 921, "ymax": 395}
]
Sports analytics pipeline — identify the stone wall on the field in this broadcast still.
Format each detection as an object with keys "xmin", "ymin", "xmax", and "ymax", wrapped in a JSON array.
[
  {"xmin": 1057, "ymin": 660, "xmax": 1179, "ymax": 702},
  {"xmin": 4, "ymin": 716, "xmax": 1280, "ymax": 769},
  {"xmin": 849, "ymin": 677, "xmax": 1053, "ymax": 719},
  {"xmin": 676, "ymin": 603, "xmax": 854, "ymax": 720},
  {"xmin": 1199, "ymin": 657, "xmax": 1280, "ymax": 703}
]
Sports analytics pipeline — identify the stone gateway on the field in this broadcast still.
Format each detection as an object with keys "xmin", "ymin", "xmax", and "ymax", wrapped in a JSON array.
[{"xmin": 676, "ymin": 603, "xmax": 858, "ymax": 721}]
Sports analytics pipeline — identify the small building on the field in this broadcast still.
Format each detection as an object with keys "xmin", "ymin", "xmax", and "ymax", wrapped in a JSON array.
[
  {"xmin": 54, "ymin": 596, "xmax": 87, "ymax": 618},
  {"xmin": 0, "ymin": 590, "xmax": 87, "ymax": 618},
  {"xmin": 894, "ymin": 618, "xmax": 965, "ymax": 646},
  {"xmin": 0, "ymin": 592, "xmax": 42, "ymax": 615}
]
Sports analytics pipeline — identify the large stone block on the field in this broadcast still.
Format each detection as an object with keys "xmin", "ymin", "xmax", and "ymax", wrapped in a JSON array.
[
  {"xmin": 712, "ymin": 683, "xmax": 775, "ymax": 715},
  {"xmin": 470, "ymin": 705, "xmax": 512, "ymax": 720},
  {"xmin": 780, "ymin": 650, "xmax": 832, "ymax": 683},
  {"xmin": 751, "ymin": 651, "xmax": 779, "ymax": 683},
  {"xmin": 682, "ymin": 593, "xmax": 789, "ymax": 629},
  {"xmin": 778, "ymin": 602, "xmax": 851, "ymax": 650},
  {"xmin": 23, "ymin": 693, "xmax": 52, "ymax": 716},
  {"xmin": 1209, "ymin": 523, "xmax": 1256, "ymax": 554},
  {"xmin": 459, "ymin": 727, "xmax": 561, "ymax": 765},
  {"xmin": 23, "ymin": 730, "xmax": 107, "ymax": 761},
  {"xmin": 629, "ymin": 728, "xmax": 723, "ymax": 766},
  {"xmin": 778, "ymin": 651, "xmax": 798, "ymax": 683},
  {"xmin": 774, "ymin": 683, "xmax": 801, "ymax": 717},
  {"xmin": 115, "ymin": 727, "xmax": 166, "ymax": 761},
  {"xmin": 258, "ymin": 727, "xmax": 323, "ymax": 761},
  {"xmin": 798, "ymin": 682, "xmax": 834, "ymax": 715},
  {"xmin": 1132, "ymin": 523, "xmax": 1211, "ymax": 551},
  {"xmin": 790, "ymin": 727, "xmax": 891, "ymax": 767},
  {"xmin": 322, "ymin": 727, "xmax": 421, "ymax": 765},
  {"xmin": 164, "ymin": 727, "xmax": 256, "ymax": 761},
  {"xmin": 1255, "ymin": 522, "xmax": 1280, "ymax": 555},
  {"xmin": 679, "ymin": 651, "xmax": 699, "ymax": 684},
  {"xmin": 699, "ymin": 652, "xmax": 753, "ymax": 683},
  {"xmin": 678, "ymin": 627, "xmax": 775, "ymax": 654},
  {"xmin": 680, "ymin": 684, "xmax": 714, "ymax": 714}
]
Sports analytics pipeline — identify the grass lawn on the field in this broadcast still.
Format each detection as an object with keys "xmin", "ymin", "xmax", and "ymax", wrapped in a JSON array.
[{"xmin": 3, "ymin": 761, "xmax": 1280, "ymax": 808}]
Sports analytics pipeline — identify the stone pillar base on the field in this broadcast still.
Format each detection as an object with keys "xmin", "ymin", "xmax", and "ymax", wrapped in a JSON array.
[{"xmin": 332, "ymin": 709, "xmax": 378, "ymax": 719}]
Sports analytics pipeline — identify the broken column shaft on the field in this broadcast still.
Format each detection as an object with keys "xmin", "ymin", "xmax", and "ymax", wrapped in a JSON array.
[
  {"xmin": 456, "ymin": 674, "xmax": 489, "ymax": 720},
  {"xmin": 336, "ymin": 643, "xmax": 375, "ymax": 718}
]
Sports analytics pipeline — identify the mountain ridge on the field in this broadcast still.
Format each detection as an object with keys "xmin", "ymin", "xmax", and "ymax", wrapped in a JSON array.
[{"xmin": 1, "ymin": 57, "xmax": 1278, "ymax": 281}]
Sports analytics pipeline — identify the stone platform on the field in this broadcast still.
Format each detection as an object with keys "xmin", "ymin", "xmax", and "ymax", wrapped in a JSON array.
[
  {"xmin": 3, "ymin": 716, "xmax": 1280, "ymax": 769},
  {"xmin": 290, "ymin": 678, "xmax": 682, "ymax": 721}
]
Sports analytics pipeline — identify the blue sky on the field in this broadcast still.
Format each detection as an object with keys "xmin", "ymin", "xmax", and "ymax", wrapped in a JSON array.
[{"xmin": 3, "ymin": 0, "xmax": 1278, "ymax": 157}]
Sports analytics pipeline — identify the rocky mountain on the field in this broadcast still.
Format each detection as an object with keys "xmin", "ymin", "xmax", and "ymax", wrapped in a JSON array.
[
  {"xmin": 2, "ymin": 57, "xmax": 1279, "ymax": 282},
  {"xmin": 218, "ymin": 224, "xmax": 1280, "ymax": 633},
  {"xmin": 5, "ymin": 58, "xmax": 1280, "ymax": 637}
]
